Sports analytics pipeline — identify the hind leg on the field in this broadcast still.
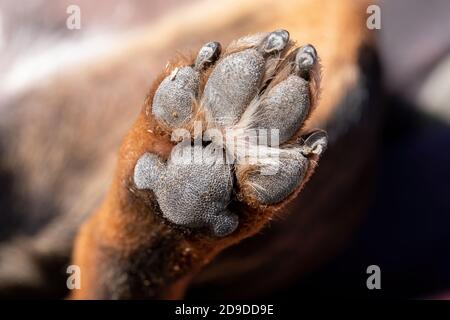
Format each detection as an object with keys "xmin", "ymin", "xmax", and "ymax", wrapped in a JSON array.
[{"xmin": 71, "ymin": 31, "xmax": 326, "ymax": 299}]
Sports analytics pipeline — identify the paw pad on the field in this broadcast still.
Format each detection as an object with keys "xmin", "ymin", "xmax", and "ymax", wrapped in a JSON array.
[{"xmin": 135, "ymin": 30, "xmax": 326, "ymax": 237}]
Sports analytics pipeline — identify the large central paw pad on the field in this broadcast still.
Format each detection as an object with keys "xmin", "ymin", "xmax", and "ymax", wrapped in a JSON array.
[{"xmin": 134, "ymin": 30, "xmax": 327, "ymax": 237}]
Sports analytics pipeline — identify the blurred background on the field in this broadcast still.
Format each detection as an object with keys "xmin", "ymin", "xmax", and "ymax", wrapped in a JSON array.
[{"xmin": 0, "ymin": 0, "xmax": 449, "ymax": 299}]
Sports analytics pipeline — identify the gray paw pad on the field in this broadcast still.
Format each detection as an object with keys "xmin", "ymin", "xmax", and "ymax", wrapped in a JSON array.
[
  {"xmin": 134, "ymin": 153, "xmax": 165, "ymax": 190},
  {"xmin": 152, "ymin": 42, "xmax": 222, "ymax": 127},
  {"xmin": 152, "ymin": 66, "xmax": 199, "ymax": 127},
  {"xmin": 138, "ymin": 31, "xmax": 325, "ymax": 237},
  {"xmin": 202, "ymin": 30, "xmax": 290, "ymax": 126},
  {"xmin": 134, "ymin": 144, "xmax": 237, "ymax": 237},
  {"xmin": 243, "ymin": 130, "xmax": 327, "ymax": 205},
  {"xmin": 250, "ymin": 75, "xmax": 310, "ymax": 144},
  {"xmin": 208, "ymin": 210, "xmax": 239, "ymax": 238},
  {"xmin": 202, "ymin": 49, "xmax": 266, "ymax": 126},
  {"xmin": 244, "ymin": 151, "xmax": 309, "ymax": 205}
]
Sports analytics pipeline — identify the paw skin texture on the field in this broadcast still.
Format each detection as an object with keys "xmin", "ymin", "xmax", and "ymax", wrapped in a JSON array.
[
  {"xmin": 151, "ymin": 42, "xmax": 222, "ymax": 127},
  {"xmin": 249, "ymin": 75, "xmax": 310, "ymax": 144},
  {"xmin": 240, "ymin": 131, "xmax": 328, "ymax": 205},
  {"xmin": 242, "ymin": 151, "xmax": 309, "ymax": 205},
  {"xmin": 135, "ymin": 30, "xmax": 327, "ymax": 237},
  {"xmin": 134, "ymin": 143, "xmax": 238, "ymax": 237}
]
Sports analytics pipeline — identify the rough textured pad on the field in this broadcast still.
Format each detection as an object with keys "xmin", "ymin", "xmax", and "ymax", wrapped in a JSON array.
[
  {"xmin": 137, "ymin": 31, "xmax": 325, "ymax": 237},
  {"xmin": 243, "ymin": 151, "xmax": 309, "ymax": 205},
  {"xmin": 202, "ymin": 49, "xmax": 266, "ymax": 126},
  {"xmin": 250, "ymin": 75, "xmax": 310, "ymax": 144},
  {"xmin": 134, "ymin": 143, "xmax": 238, "ymax": 237},
  {"xmin": 241, "ymin": 130, "xmax": 328, "ymax": 205},
  {"xmin": 202, "ymin": 30, "xmax": 290, "ymax": 126},
  {"xmin": 134, "ymin": 153, "xmax": 165, "ymax": 190},
  {"xmin": 152, "ymin": 66, "xmax": 199, "ymax": 127}
]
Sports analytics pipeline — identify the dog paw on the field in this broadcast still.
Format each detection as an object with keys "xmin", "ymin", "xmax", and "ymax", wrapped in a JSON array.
[{"xmin": 134, "ymin": 30, "xmax": 326, "ymax": 237}]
